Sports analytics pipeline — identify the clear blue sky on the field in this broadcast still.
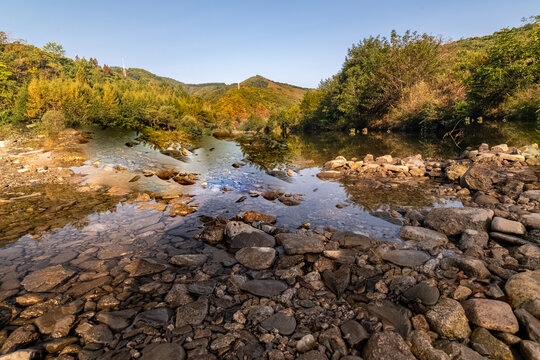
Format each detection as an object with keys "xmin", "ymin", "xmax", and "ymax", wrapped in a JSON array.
[{"xmin": 1, "ymin": 0, "xmax": 538, "ymax": 87}]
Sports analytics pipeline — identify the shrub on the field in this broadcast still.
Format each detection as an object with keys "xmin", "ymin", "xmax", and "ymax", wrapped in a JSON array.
[{"xmin": 40, "ymin": 110, "xmax": 66, "ymax": 135}]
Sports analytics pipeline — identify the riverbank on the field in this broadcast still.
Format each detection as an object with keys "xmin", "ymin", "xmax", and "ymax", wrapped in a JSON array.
[{"xmin": 0, "ymin": 131, "xmax": 539, "ymax": 359}]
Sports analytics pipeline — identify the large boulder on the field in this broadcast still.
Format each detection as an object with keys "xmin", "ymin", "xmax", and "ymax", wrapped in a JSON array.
[
  {"xmin": 426, "ymin": 298, "xmax": 471, "ymax": 340},
  {"xmin": 505, "ymin": 270, "xmax": 540, "ymax": 308},
  {"xmin": 462, "ymin": 299, "xmax": 519, "ymax": 333},
  {"xmin": 460, "ymin": 165, "xmax": 497, "ymax": 191},
  {"xmin": 424, "ymin": 207, "xmax": 494, "ymax": 236}
]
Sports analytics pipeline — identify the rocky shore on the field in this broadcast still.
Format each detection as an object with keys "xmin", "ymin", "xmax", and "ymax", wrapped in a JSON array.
[{"xmin": 0, "ymin": 140, "xmax": 539, "ymax": 360}]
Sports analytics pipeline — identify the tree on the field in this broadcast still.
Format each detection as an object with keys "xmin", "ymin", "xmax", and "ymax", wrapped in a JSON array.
[
  {"xmin": 103, "ymin": 64, "xmax": 113, "ymax": 76},
  {"xmin": 43, "ymin": 42, "xmax": 65, "ymax": 59}
]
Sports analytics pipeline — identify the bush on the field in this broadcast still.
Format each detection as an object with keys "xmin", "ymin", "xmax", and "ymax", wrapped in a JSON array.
[{"xmin": 40, "ymin": 110, "xmax": 66, "ymax": 135}]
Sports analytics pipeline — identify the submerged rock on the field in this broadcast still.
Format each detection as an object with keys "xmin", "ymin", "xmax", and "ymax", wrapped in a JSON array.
[
  {"xmin": 124, "ymin": 258, "xmax": 167, "ymax": 277},
  {"xmin": 21, "ymin": 265, "xmax": 75, "ymax": 292}
]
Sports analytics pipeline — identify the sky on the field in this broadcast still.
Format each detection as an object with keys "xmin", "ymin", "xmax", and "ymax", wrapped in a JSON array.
[{"xmin": 1, "ymin": 1, "xmax": 538, "ymax": 88}]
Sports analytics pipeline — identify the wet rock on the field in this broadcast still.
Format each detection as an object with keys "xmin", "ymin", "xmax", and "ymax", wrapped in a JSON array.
[
  {"xmin": 45, "ymin": 337, "xmax": 78, "ymax": 353},
  {"xmin": 75, "ymin": 323, "xmax": 113, "ymax": 345},
  {"xmin": 367, "ymin": 300, "xmax": 412, "ymax": 338},
  {"xmin": 199, "ymin": 225, "xmax": 225, "ymax": 246},
  {"xmin": 490, "ymin": 232, "xmax": 528, "ymax": 246},
  {"xmin": 230, "ymin": 232, "xmax": 275, "ymax": 250},
  {"xmin": 322, "ymin": 266, "xmax": 351, "ymax": 296},
  {"xmin": 520, "ymin": 340, "xmax": 540, "ymax": 360},
  {"xmin": 296, "ymin": 334, "xmax": 316, "ymax": 353},
  {"xmin": 242, "ymin": 211, "xmax": 276, "ymax": 224},
  {"xmin": 240, "ymin": 280, "xmax": 288, "ymax": 297},
  {"xmin": 514, "ymin": 309, "xmax": 540, "ymax": 342},
  {"xmin": 0, "ymin": 306, "xmax": 12, "ymax": 328},
  {"xmin": 132, "ymin": 308, "xmax": 169, "ymax": 328},
  {"xmin": 502, "ymin": 180, "xmax": 524, "ymax": 199},
  {"xmin": 187, "ymin": 280, "xmax": 216, "ymax": 295},
  {"xmin": 410, "ymin": 330, "xmax": 451, "ymax": 360},
  {"xmin": 319, "ymin": 326, "xmax": 348, "ymax": 356},
  {"xmin": 462, "ymin": 299, "xmax": 518, "ymax": 333},
  {"xmin": 491, "ymin": 217, "xmax": 526, "ymax": 235},
  {"xmin": 426, "ymin": 298, "xmax": 471, "ymax": 340},
  {"xmin": 278, "ymin": 197, "xmax": 300, "ymax": 206},
  {"xmin": 175, "ymin": 298, "xmax": 208, "ymax": 327},
  {"xmin": 261, "ymin": 312, "xmax": 296, "ymax": 335},
  {"xmin": 362, "ymin": 331, "xmax": 416, "ymax": 360},
  {"xmin": 96, "ymin": 309, "xmax": 137, "ymax": 331},
  {"xmin": 470, "ymin": 327, "xmax": 513, "ymax": 360},
  {"xmin": 165, "ymin": 284, "xmax": 194, "ymax": 307},
  {"xmin": 434, "ymin": 340, "xmax": 487, "ymax": 360},
  {"xmin": 66, "ymin": 276, "xmax": 111, "ymax": 297},
  {"xmin": 403, "ymin": 283, "xmax": 440, "ymax": 306},
  {"xmin": 460, "ymin": 165, "xmax": 497, "ymax": 191},
  {"xmin": 0, "ymin": 325, "xmax": 39, "ymax": 355},
  {"xmin": 169, "ymin": 254, "xmax": 207, "ymax": 267},
  {"xmin": 424, "ymin": 207, "xmax": 494, "ymax": 236},
  {"xmin": 155, "ymin": 169, "xmax": 177, "ymax": 180},
  {"xmin": 323, "ymin": 249, "xmax": 357, "ymax": 264},
  {"xmin": 210, "ymin": 333, "xmax": 236, "ymax": 352},
  {"xmin": 332, "ymin": 231, "xmax": 373, "ymax": 250},
  {"xmin": 381, "ymin": 249, "xmax": 430, "ymax": 267},
  {"xmin": 296, "ymin": 350, "xmax": 328, "ymax": 360},
  {"xmin": 97, "ymin": 295, "xmax": 119, "ymax": 310},
  {"xmin": 399, "ymin": 226, "xmax": 448, "ymax": 250},
  {"xmin": 505, "ymin": 270, "xmax": 540, "ymax": 308},
  {"xmin": 139, "ymin": 343, "xmax": 186, "ymax": 360},
  {"xmin": 277, "ymin": 233, "xmax": 324, "ymax": 255},
  {"xmin": 34, "ymin": 300, "xmax": 83, "ymax": 337},
  {"xmin": 124, "ymin": 258, "xmax": 167, "ymax": 277},
  {"xmin": 21, "ymin": 265, "xmax": 75, "ymax": 292},
  {"xmin": 235, "ymin": 247, "xmax": 276, "ymax": 269},
  {"xmin": 340, "ymin": 319, "xmax": 369, "ymax": 346}
]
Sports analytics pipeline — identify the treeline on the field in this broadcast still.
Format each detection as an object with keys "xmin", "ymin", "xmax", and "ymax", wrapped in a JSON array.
[
  {"xmin": 286, "ymin": 16, "xmax": 540, "ymax": 134},
  {"xmin": 0, "ymin": 32, "xmax": 228, "ymax": 135}
]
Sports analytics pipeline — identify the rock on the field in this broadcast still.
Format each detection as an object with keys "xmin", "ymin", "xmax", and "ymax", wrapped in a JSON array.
[
  {"xmin": 319, "ymin": 326, "xmax": 348, "ymax": 356},
  {"xmin": 453, "ymin": 286, "xmax": 473, "ymax": 301},
  {"xmin": 139, "ymin": 343, "xmax": 186, "ymax": 360},
  {"xmin": 165, "ymin": 284, "xmax": 193, "ymax": 307},
  {"xmin": 410, "ymin": 330, "xmax": 451, "ymax": 360},
  {"xmin": 235, "ymin": 247, "xmax": 276, "ymax": 269},
  {"xmin": 187, "ymin": 280, "xmax": 216, "ymax": 295},
  {"xmin": 426, "ymin": 298, "xmax": 471, "ymax": 340},
  {"xmin": 75, "ymin": 323, "xmax": 113, "ymax": 345},
  {"xmin": 522, "ymin": 213, "xmax": 540, "ymax": 229},
  {"xmin": 367, "ymin": 300, "xmax": 412, "ymax": 338},
  {"xmin": 169, "ymin": 254, "xmax": 207, "ymax": 267},
  {"xmin": 242, "ymin": 211, "xmax": 277, "ymax": 224},
  {"xmin": 0, "ymin": 325, "xmax": 39, "ymax": 355},
  {"xmin": 520, "ymin": 340, "xmax": 540, "ymax": 360},
  {"xmin": 460, "ymin": 165, "xmax": 497, "ymax": 191},
  {"xmin": 124, "ymin": 258, "xmax": 167, "ymax": 277},
  {"xmin": 175, "ymin": 298, "xmax": 208, "ymax": 327},
  {"xmin": 240, "ymin": 280, "xmax": 288, "ymax": 297},
  {"xmin": 340, "ymin": 320, "xmax": 369, "ymax": 346},
  {"xmin": 261, "ymin": 312, "xmax": 296, "ymax": 335},
  {"xmin": 470, "ymin": 327, "xmax": 513, "ymax": 360},
  {"xmin": 296, "ymin": 334, "xmax": 316, "ymax": 353},
  {"xmin": 210, "ymin": 333, "xmax": 236, "ymax": 352},
  {"xmin": 96, "ymin": 309, "xmax": 137, "ymax": 331},
  {"xmin": 199, "ymin": 225, "xmax": 225, "ymax": 245},
  {"xmin": 381, "ymin": 249, "xmax": 430, "ymax": 267},
  {"xmin": 514, "ymin": 309, "xmax": 540, "ymax": 342},
  {"xmin": 403, "ymin": 283, "xmax": 440, "ymax": 306},
  {"xmin": 45, "ymin": 337, "xmax": 78, "ymax": 353},
  {"xmin": 0, "ymin": 349, "xmax": 41, "ymax": 360},
  {"xmin": 296, "ymin": 350, "xmax": 328, "ymax": 360},
  {"xmin": 462, "ymin": 299, "xmax": 519, "ymax": 333},
  {"xmin": 459, "ymin": 230, "xmax": 488, "ymax": 251},
  {"xmin": 322, "ymin": 266, "xmax": 351, "ymax": 296},
  {"xmin": 492, "ymin": 144, "xmax": 509, "ymax": 153},
  {"xmin": 425, "ymin": 207, "xmax": 494, "ymax": 236},
  {"xmin": 446, "ymin": 164, "xmax": 469, "ymax": 181},
  {"xmin": 505, "ymin": 270, "xmax": 540, "ymax": 308},
  {"xmin": 490, "ymin": 232, "xmax": 528, "ymax": 246},
  {"xmin": 230, "ymin": 232, "xmax": 276, "ymax": 250},
  {"xmin": 434, "ymin": 340, "xmax": 487, "ymax": 360},
  {"xmin": 132, "ymin": 308, "xmax": 169, "ymax": 328},
  {"xmin": 20, "ymin": 265, "xmax": 75, "ymax": 292},
  {"xmin": 443, "ymin": 257, "xmax": 491, "ymax": 279},
  {"xmin": 491, "ymin": 217, "xmax": 526, "ymax": 235},
  {"xmin": 522, "ymin": 190, "xmax": 540, "ymax": 201},
  {"xmin": 332, "ymin": 231, "xmax": 373, "ymax": 250},
  {"xmin": 323, "ymin": 249, "xmax": 357, "ymax": 264},
  {"xmin": 277, "ymin": 233, "xmax": 324, "ymax": 255},
  {"xmin": 34, "ymin": 301, "xmax": 83, "ymax": 337},
  {"xmin": 362, "ymin": 331, "xmax": 416, "ymax": 360},
  {"xmin": 399, "ymin": 226, "xmax": 448, "ymax": 250}
]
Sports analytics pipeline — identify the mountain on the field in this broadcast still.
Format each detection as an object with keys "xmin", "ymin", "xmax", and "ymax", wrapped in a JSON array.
[{"xmin": 110, "ymin": 67, "xmax": 183, "ymax": 87}]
